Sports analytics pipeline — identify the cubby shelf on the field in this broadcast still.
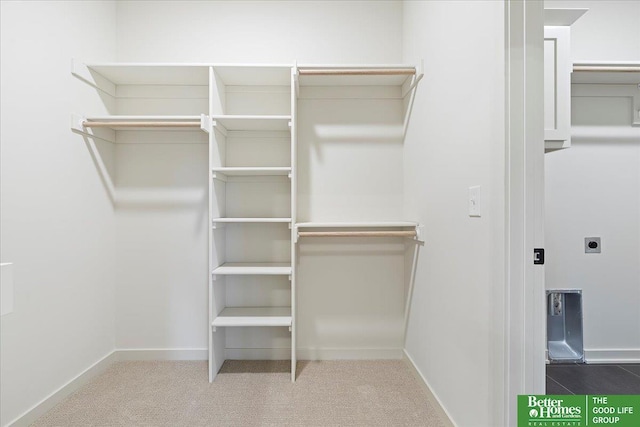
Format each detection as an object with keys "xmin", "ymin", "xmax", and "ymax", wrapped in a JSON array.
[
  {"xmin": 212, "ymin": 262, "xmax": 292, "ymax": 276},
  {"xmin": 212, "ymin": 167, "xmax": 291, "ymax": 178},
  {"xmin": 211, "ymin": 307, "xmax": 292, "ymax": 329},
  {"xmin": 212, "ymin": 64, "xmax": 293, "ymax": 86},
  {"xmin": 212, "ymin": 218, "xmax": 291, "ymax": 225},
  {"xmin": 212, "ymin": 115, "xmax": 291, "ymax": 132}
]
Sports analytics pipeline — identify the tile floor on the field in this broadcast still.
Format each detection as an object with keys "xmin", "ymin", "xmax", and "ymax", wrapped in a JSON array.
[{"xmin": 547, "ymin": 364, "xmax": 640, "ymax": 395}]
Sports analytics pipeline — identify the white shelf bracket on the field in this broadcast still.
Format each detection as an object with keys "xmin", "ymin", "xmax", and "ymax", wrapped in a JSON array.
[
  {"xmin": 71, "ymin": 59, "xmax": 116, "ymax": 97},
  {"xmin": 70, "ymin": 113, "xmax": 115, "ymax": 143},
  {"xmin": 212, "ymin": 120, "xmax": 228, "ymax": 137},
  {"xmin": 293, "ymin": 64, "xmax": 300, "ymax": 99},
  {"xmin": 402, "ymin": 63, "xmax": 424, "ymax": 140},
  {"xmin": 288, "ymin": 275, "xmax": 292, "ymax": 282},
  {"xmin": 211, "ymin": 172, "xmax": 227, "ymax": 182},
  {"xmin": 293, "ymin": 227, "xmax": 299, "ymax": 244},
  {"xmin": 414, "ymin": 225, "xmax": 425, "ymax": 243},
  {"xmin": 634, "ymin": 85, "xmax": 640, "ymax": 127},
  {"xmin": 212, "ymin": 325, "xmax": 217, "ymax": 332},
  {"xmin": 288, "ymin": 326, "xmax": 292, "ymax": 332},
  {"xmin": 200, "ymin": 114, "xmax": 213, "ymax": 134}
]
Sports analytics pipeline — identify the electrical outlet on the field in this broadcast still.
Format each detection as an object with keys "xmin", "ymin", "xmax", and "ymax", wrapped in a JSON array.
[{"xmin": 585, "ymin": 237, "xmax": 601, "ymax": 253}]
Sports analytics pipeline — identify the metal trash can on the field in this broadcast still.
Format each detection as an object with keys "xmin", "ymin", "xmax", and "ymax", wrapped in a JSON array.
[{"xmin": 547, "ymin": 289, "xmax": 584, "ymax": 363}]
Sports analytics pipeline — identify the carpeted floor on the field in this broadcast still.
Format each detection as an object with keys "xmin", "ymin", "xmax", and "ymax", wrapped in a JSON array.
[{"xmin": 31, "ymin": 360, "xmax": 445, "ymax": 427}]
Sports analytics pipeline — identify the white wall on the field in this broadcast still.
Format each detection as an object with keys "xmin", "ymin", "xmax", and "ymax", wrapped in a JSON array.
[
  {"xmin": 544, "ymin": 1, "xmax": 640, "ymax": 362},
  {"xmin": 402, "ymin": 2, "xmax": 507, "ymax": 426},
  {"xmin": 116, "ymin": 0, "xmax": 403, "ymax": 63},
  {"xmin": 545, "ymin": 97, "xmax": 640, "ymax": 360},
  {"xmin": 0, "ymin": 1, "xmax": 117, "ymax": 425},
  {"xmin": 113, "ymin": 1, "xmax": 404, "ymax": 354}
]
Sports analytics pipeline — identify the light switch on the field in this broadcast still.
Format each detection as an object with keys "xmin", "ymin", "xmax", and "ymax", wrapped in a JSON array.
[
  {"xmin": 468, "ymin": 186, "xmax": 481, "ymax": 217},
  {"xmin": 1, "ymin": 263, "xmax": 14, "ymax": 316}
]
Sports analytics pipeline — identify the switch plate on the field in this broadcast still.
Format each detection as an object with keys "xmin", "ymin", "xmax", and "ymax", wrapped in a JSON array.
[
  {"xmin": 585, "ymin": 237, "xmax": 601, "ymax": 253},
  {"xmin": 468, "ymin": 186, "xmax": 481, "ymax": 217}
]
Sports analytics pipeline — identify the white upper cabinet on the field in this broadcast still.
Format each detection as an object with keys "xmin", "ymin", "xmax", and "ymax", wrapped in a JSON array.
[{"xmin": 544, "ymin": 9, "xmax": 588, "ymax": 153}]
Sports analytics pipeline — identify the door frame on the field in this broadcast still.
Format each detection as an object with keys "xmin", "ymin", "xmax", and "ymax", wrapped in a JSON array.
[{"xmin": 504, "ymin": 1, "xmax": 546, "ymax": 425}]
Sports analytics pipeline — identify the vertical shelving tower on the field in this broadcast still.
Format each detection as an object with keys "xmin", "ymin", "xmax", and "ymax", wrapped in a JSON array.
[{"xmin": 208, "ymin": 65, "xmax": 296, "ymax": 382}]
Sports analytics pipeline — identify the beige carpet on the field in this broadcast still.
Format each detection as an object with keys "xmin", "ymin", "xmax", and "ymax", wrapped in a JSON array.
[{"xmin": 32, "ymin": 360, "xmax": 445, "ymax": 427}]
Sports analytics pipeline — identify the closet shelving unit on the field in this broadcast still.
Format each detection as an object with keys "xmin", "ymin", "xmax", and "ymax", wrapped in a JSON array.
[
  {"xmin": 208, "ymin": 64, "xmax": 297, "ymax": 382},
  {"xmin": 71, "ymin": 60, "xmax": 424, "ymax": 384}
]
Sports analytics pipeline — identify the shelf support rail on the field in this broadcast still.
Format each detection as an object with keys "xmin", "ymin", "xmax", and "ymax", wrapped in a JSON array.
[
  {"xmin": 298, "ymin": 230, "xmax": 416, "ymax": 237},
  {"xmin": 71, "ymin": 114, "xmax": 211, "ymax": 142},
  {"xmin": 402, "ymin": 60, "xmax": 424, "ymax": 139},
  {"xmin": 80, "ymin": 117, "xmax": 206, "ymax": 129},
  {"xmin": 297, "ymin": 67, "xmax": 417, "ymax": 76},
  {"xmin": 573, "ymin": 63, "xmax": 640, "ymax": 73},
  {"xmin": 295, "ymin": 225, "xmax": 424, "ymax": 243},
  {"xmin": 293, "ymin": 61, "xmax": 300, "ymax": 98}
]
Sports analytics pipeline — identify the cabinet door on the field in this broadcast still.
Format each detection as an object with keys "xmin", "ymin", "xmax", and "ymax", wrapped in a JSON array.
[{"xmin": 544, "ymin": 26, "xmax": 571, "ymax": 151}]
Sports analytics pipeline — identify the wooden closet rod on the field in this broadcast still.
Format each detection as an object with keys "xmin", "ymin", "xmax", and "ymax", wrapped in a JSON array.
[
  {"xmin": 573, "ymin": 65, "xmax": 640, "ymax": 72},
  {"xmin": 298, "ymin": 230, "xmax": 417, "ymax": 238},
  {"xmin": 299, "ymin": 69, "xmax": 416, "ymax": 76},
  {"xmin": 83, "ymin": 121, "xmax": 201, "ymax": 128}
]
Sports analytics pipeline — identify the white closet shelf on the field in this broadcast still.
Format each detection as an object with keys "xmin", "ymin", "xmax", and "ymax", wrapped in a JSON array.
[
  {"xmin": 211, "ymin": 307, "xmax": 292, "ymax": 329},
  {"xmin": 296, "ymin": 221, "xmax": 418, "ymax": 228},
  {"xmin": 572, "ymin": 62, "xmax": 640, "ymax": 84},
  {"xmin": 212, "ymin": 167, "xmax": 291, "ymax": 177},
  {"xmin": 295, "ymin": 222, "xmax": 423, "ymax": 242},
  {"xmin": 212, "ymin": 115, "xmax": 291, "ymax": 132},
  {"xmin": 297, "ymin": 65, "xmax": 416, "ymax": 87},
  {"xmin": 212, "ymin": 263, "xmax": 292, "ymax": 276},
  {"xmin": 212, "ymin": 217, "xmax": 291, "ymax": 224},
  {"xmin": 85, "ymin": 63, "xmax": 210, "ymax": 85},
  {"xmin": 80, "ymin": 115, "xmax": 206, "ymax": 131}
]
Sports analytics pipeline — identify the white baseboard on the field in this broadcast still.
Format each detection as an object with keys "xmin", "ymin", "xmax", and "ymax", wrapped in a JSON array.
[
  {"xmin": 7, "ymin": 350, "xmax": 117, "ymax": 427},
  {"xmin": 402, "ymin": 349, "xmax": 456, "ymax": 427},
  {"xmin": 115, "ymin": 348, "xmax": 207, "ymax": 361},
  {"xmin": 584, "ymin": 348, "xmax": 640, "ymax": 363}
]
